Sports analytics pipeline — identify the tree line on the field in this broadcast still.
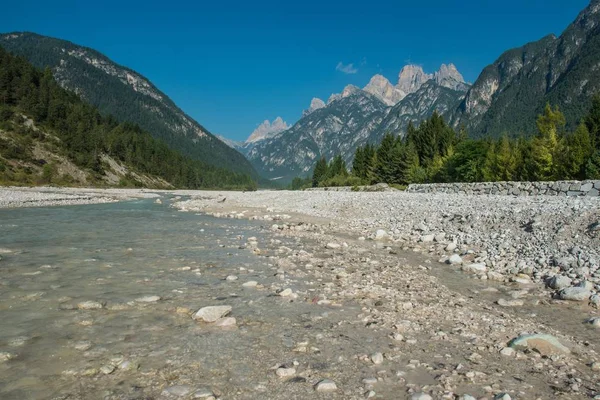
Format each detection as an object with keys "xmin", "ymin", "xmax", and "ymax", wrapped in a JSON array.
[
  {"xmin": 0, "ymin": 46, "xmax": 257, "ymax": 190},
  {"xmin": 299, "ymin": 99, "xmax": 600, "ymax": 189}
]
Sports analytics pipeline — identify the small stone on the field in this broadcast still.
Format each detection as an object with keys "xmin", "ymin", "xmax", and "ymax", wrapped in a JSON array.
[
  {"xmin": 588, "ymin": 317, "xmax": 600, "ymax": 328},
  {"xmin": 242, "ymin": 281, "xmax": 258, "ymax": 288},
  {"xmin": 225, "ymin": 275, "xmax": 238, "ymax": 281},
  {"xmin": 315, "ymin": 379, "xmax": 337, "ymax": 392},
  {"xmin": 494, "ymin": 394, "xmax": 512, "ymax": 400},
  {"xmin": 278, "ymin": 288, "xmax": 293, "ymax": 297},
  {"xmin": 276, "ymin": 367, "xmax": 296, "ymax": 378},
  {"xmin": 497, "ymin": 299, "xmax": 524, "ymax": 307},
  {"xmin": 326, "ymin": 243, "xmax": 341, "ymax": 250},
  {"xmin": 74, "ymin": 341, "xmax": 92, "ymax": 351},
  {"xmin": 77, "ymin": 301, "xmax": 104, "ymax": 310},
  {"xmin": 459, "ymin": 396, "xmax": 477, "ymax": 400},
  {"xmin": 462, "ymin": 263, "xmax": 487, "ymax": 273},
  {"xmin": 371, "ymin": 352, "xmax": 384, "ymax": 365},
  {"xmin": 193, "ymin": 305, "xmax": 232, "ymax": 322},
  {"xmin": 119, "ymin": 360, "xmax": 139, "ymax": 371},
  {"xmin": 375, "ymin": 230, "xmax": 389, "ymax": 240},
  {"xmin": 500, "ymin": 347, "xmax": 515, "ymax": 357},
  {"xmin": 420, "ymin": 234, "xmax": 435, "ymax": 243},
  {"xmin": 447, "ymin": 254, "xmax": 463, "ymax": 265},
  {"xmin": 135, "ymin": 295, "xmax": 161, "ymax": 303},
  {"xmin": 193, "ymin": 388, "xmax": 214, "ymax": 398},
  {"xmin": 411, "ymin": 393, "xmax": 433, "ymax": 400},
  {"xmin": 162, "ymin": 385, "xmax": 193, "ymax": 397},
  {"xmin": 445, "ymin": 242, "xmax": 457, "ymax": 251}
]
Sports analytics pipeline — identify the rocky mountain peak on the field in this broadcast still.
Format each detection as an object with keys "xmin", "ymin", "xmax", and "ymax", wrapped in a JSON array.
[
  {"xmin": 246, "ymin": 117, "xmax": 290, "ymax": 143},
  {"xmin": 363, "ymin": 74, "xmax": 406, "ymax": 106},
  {"xmin": 302, "ymin": 97, "xmax": 326, "ymax": 117},
  {"xmin": 342, "ymin": 84, "xmax": 361, "ymax": 97},
  {"xmin": 434, "ymin": 63, "xmax": 467, "ymax": 90},
  {"xmin": 397, "ymin": 65, "xmax": 433, "ymax": 95}
]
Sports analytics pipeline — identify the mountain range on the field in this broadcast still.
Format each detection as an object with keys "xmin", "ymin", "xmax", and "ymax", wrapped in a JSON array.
[{"xmin": 223, "ymin": 0, "xmax": 600, "ymax": 183}]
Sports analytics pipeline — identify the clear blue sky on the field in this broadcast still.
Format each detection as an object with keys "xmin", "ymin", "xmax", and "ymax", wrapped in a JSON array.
[{"xmin": 0, "ymin": 0, "xmax": 591, "ymax": 141}]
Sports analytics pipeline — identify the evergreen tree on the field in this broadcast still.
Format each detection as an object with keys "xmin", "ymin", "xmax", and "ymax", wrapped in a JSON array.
[
  {"xmin": 312, "ymin": 156, "xmax": 328, "ymax": 187},
  {"xmin": 585, "ymin": 95, "xmax": 600, "ymax": 149},
  {"xmin": 529, "ymin": 104, "xmax": 565, "ymax": 180},
  {"xmin": 587, "ymin": 150, "xmax": 600, "ymax": 179},
  {"xmin": 375, "ymin": 133, "xmax": 396, "ymax": 183},
  {"xmin": 557, "ymin": 123, "xmax": 593, "ymax": 179}
]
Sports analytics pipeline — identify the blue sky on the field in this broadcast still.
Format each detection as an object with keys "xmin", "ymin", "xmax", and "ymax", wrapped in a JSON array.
[{"xmin": 1, "ymin": 0, "xmax": 592, "ymax": 141}]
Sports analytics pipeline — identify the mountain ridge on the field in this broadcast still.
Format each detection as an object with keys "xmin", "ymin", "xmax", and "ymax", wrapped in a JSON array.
[{"xmin": 0, "ymin": 32, "xmax": 260, "ymax": 179}]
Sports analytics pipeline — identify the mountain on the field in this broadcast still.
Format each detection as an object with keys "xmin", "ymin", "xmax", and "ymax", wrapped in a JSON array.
[
  {"xmin": 0, "ymin": 32, "xmax": 259, "ymax": 179},
  {"xmin": 451, "ymin": 0, "xmax": 600, "ymax": 137},
  {"xmin": 246, "ymin": 117, "xmax": 289, "ymax": 143},
  {"xmin": 245, "ymin": 65, "xmax": 470, "ymax": 183},
  {"xmin": 0, "ymin": 46, "xmax": 256, "ymax": 190},
  {"xmin": 363, "ymin": 75, "xmax": 405, "ymax": 106},
  {"xmin": 245, "ymin": 87, "xmax": 389, "ymax": 181}
]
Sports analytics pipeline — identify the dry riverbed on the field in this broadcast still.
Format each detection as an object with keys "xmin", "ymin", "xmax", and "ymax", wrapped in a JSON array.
[{"xmin": 170, "ymin": 189, "xmax": 600, "ymax": 399}]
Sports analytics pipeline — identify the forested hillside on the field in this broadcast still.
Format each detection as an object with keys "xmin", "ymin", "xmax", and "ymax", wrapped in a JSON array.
[
  {"xmin": 0, "ymin": 32, "xmax": 259, "ymax": 179},
  {"xmin": 296, "ymin": 101, "xmax": 600, "ymax": 190},
  {"xmin": 0, "ymin": 46, "xmax": 257, "ymax": 189}
]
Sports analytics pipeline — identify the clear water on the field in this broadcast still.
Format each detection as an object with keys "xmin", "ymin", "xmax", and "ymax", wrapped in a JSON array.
[{"xmin": 0, "ymin": 199, "xmax": 394, "ymax": 400}]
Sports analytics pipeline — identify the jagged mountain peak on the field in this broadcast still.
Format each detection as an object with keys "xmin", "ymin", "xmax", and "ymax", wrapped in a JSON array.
[
  {"xmin": 246, "ymin": 117, "xmax": 290, "ymax": 143},
  {"xmin": 434, "ymin": 63, "xmax": 468, "ymax": 91},
  {"xmin": 363, "ymin": 74, "xmax": 406, "ymax": 106},
  {"xmin": 303, "ymin": 97, "xmax": 326, "ymax": 117},
  {"xmin": 397, "ymin": 65, "xmax": 433, "ymax": 94},
  {"xmin": 342, "ymin": 84, "xmax": 361, "ymax": 97}
]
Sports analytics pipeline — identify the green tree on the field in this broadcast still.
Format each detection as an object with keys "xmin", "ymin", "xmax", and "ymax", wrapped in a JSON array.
[
  {"xmin": 529, "ymin": 104, "xmax": 565, "ymax": 181},
  {"xmin": 312, "ymin": 156, "xmax": 328, "ymax": 187},
  {"xmin": 585, "ymin": 95, "xmax": 600, "ymax": 149}
]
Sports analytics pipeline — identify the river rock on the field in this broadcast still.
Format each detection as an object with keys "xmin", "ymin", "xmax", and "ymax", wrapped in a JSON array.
[
  {"xmin": 135, "ymin": 295, "xmax": 161, "ymax": 303},
  {"xmin": 371, "ymin": 352, "xmax": 384, "ymax": 364},
  {"xmin": 193, "ymin": 388, "xmax": 215, "ymax": 398},
  {"xmin": 242, "ymin": 280, "xmax": 258, "ymax": 288},
  {"xmin": 411, "ymin": 393, "xmax": 433, "ymax": 400},
  {"xmin": 77, "ymin": 301, "xmax": 104, "ymax": 310},
  {"xmin": 375, "ymin": 230, "xmax": 389, "ymax": 240},
  {"xmin": 497, "ymin": 299, "xmax": 524, "ymax": 307},
  {"xmin": 462, "ymin": 263, "xmax": 487, "ymax": 273},
  {"xmin": 547, "ymin": 275, "xmax": 572, "ymax": 290},
  {"xmin": 276, "ymin": 367, "xmax": 296, "ymax": 378},
  {"xmin": 558, "ymin": 286, "xmax": 591, "ymax": 301},
  {"xmin": 447, "ymin": 254, "xmax": 463, "ymax": 265},
  {"xmin": 326, "ymin": 243, "xmax": 341, "ymax": 250},
  {"xmin": 315, "ymin": 379, "xmax": 337, "ymax": 392},
  {"xmin": 509, "ymin": 334, "xmax": 570, "ymax": 355},
  {"xmin": 162, "ymin": 385, "xmax": 193, "ymax": 397},
  {"xmin": 193, "ymin": 305, "xmax": 232, "ymax": 322}
]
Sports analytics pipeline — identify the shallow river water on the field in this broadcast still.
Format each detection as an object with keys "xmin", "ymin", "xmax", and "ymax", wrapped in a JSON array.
[{"xmin": 0, "ymin": 198, "xmax": 397, "ymax": 400}]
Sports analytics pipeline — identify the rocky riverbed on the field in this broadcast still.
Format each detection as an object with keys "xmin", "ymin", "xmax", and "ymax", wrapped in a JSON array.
[
  {"xmin": 0, "ymin": 187, "xmax": 159, "ymax": 208},
  {"xmin": 2, "ymin": 188, "xmax": 600, "ymax": 399},
  {"xmin": 170, "ymin": 189, "xmax": 600, "ymax": 399}
]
